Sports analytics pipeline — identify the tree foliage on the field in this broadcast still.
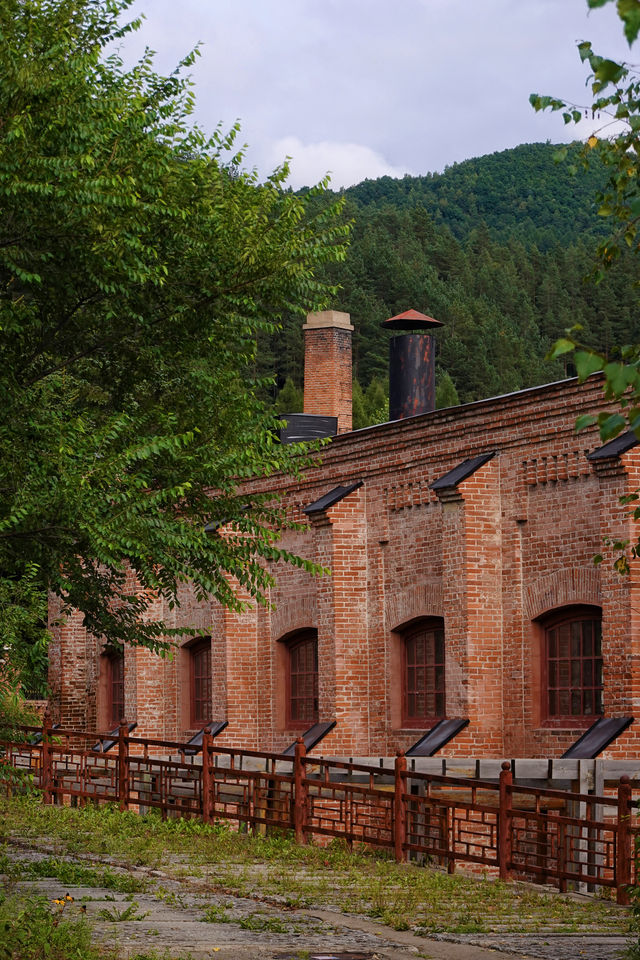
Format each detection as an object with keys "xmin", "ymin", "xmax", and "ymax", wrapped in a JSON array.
[
  {"xmin": 343, "ymin": 142, "xmax": 610, "ymax": 251},
  {"xmin": 0, "ymin": 0, "xmax": 348, "ymax": 654},
  {"xmin": 530, "ymin": 0, "xmax": 640, "ymax": 574},
  {"xmin": 530, "ymin": 0, "xmax": 640, "ymax": 439}
]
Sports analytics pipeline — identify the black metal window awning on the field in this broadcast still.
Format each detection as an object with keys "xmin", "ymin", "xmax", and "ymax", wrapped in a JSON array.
[
  {"xmin": 561, "ymin": 716, "xmax": 633, "ymax": 759},
  {"xmin": 92, "ymin": 721, "xmax": 137, "ymax": 753},
  {"xmin": 430, "ymin": 451, "xmax": 497, "ymax": 492},
  {"xmin": 405, "ymin": 717, "xmax": 470, "ymax": 757},
  {"xmin": 282, "ymin": 720, "xmax": 337, "ymax": 756},
  {"xmin": 304, "ymin": 481, "xmax": 363, "ymax": 516},
  {"xmin": 184, "ymin": 720, "xmax": 229, "ymax": 756}
]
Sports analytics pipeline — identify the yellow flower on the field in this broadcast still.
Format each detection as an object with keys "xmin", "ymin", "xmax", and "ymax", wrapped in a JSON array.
[{"xmin": 587, "ymin": 135, "xmax": 598, "ymax": 149}]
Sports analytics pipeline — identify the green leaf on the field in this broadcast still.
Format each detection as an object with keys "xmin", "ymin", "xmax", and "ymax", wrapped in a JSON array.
[
  {"xmin": 549, "ymin": 338, "xmax": 576, "ymax": 358},
  {"xmin": 598, "ymin": 411, "xmax": 627, "ymax": 441},
  {"xmin": 603, "ymin": 360, "xmax": 639, "ymax": 396},
  {"xmin": 575, "ymin": 413, "xmax": 598, "ymax": 432},
  {"xmin": 594, "ymin": 58, "xmax": 626, "ymax": 84},
  {"xmin": 574, "ymin": 350, "xmax": 604, "ymax": 380},
  {"xmin": 617, "ymin": 0, "xmax": 640, "ymax": 44},
  {"xmin": 578, "ymin": 40, "xmax": 593, "ymax": 61}
]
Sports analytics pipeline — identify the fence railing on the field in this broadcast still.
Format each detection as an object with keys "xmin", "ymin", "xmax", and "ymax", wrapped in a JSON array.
[{"xmin": 1, "ymin": 715, "xmax": 636, "ymax": 905}]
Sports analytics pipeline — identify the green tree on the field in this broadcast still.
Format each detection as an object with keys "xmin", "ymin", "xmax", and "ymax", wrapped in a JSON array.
[
  {"xmin": 531, "ymin": 0, "xmax": 640, "ymax": 572},
  {"xmin": 530, "ymin": 0, "xmax": 640, "ymax": 442},
  {"xmin": 435, "ymin": 370, "xmax": 460, "ymax": 409},
  {"xmin": 0, "ymin": 0, "xmax": 348, "ymax": 655},
  {"xmin": 274, "ymin": 377, "xmax": 304, "ymax": 414}
]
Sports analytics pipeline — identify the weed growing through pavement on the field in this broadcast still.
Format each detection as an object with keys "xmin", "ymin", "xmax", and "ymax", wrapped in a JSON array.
[
  {"xmin": 7, "ymin": 854, "xmax": 147, "ymax": 892},
  {"xmin": 98, "ymin": 900, "xmax": 150, "ymax": 922}
]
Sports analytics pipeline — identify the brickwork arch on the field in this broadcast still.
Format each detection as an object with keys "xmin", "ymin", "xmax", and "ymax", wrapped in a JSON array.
[
  {"xmin": 524, "ymin": 568, "xmax": 601, "ymax": 621},
  {"xmin": 385, "ymin": 582, "xmax": 443, "ymax": 631},
  {"xmin": 270, "ymin": 596, "xmax": 317, "ymax": 642}
]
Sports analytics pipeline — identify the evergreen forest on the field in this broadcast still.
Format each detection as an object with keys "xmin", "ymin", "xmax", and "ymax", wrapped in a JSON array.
[{"xmin": 267, "ymin": 142, "xmax": 639, "ymax": 427}]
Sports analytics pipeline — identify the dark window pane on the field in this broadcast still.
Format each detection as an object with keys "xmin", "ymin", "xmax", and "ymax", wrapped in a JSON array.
[
  {"xmin": 571, "ymin": 660, "xmax": 581, "ymax": 687},
  {"xmin": 571, "ymin": 621, "xmax": 582, "ymax": 657},
  {"xmin": 583, "ymin": 621, "xmax": 593, "ymax": 656},
  {"xmin": 594, "ymin": 620, "xmax": 602, "ymax": 656},
  {"xmin": 595, "ymin": 657, "xmax": 603, "ymax": 688},
  {"xmin": 558, "ymin": 625, "xmax": 570, "ymax": 658}
]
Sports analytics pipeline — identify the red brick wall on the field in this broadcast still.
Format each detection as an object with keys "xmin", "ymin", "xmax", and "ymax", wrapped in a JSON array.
[{"xmin": 49, "ymin": 374, "xmax": 640, "ymax": 759}]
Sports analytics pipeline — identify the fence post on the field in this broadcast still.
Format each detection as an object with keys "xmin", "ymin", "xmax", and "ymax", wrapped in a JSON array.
[
  {"xmin": 498, "ymin": 761, "xmax": 513, "ymax": 881},
  {"xmin": 41, "ymin": 708, "xmax": 52, "ymax": 805},
  {"xmin": 118, "ymin": 719, "xmax": 129, "ymax": 812},
  {"xmin": 201, "ymin": 731, "xmax": 212, "ymax": 824},
  {"xmin": 293, "ymin": 738, "xmax": 307, "ymax": 844},
  {"xmin": 394, "ymin": 752, "xmax": 407, "ymax": 863},
  {"xmin": 617, "ymin": 775, "xmax": 632, "ymax": 906}
]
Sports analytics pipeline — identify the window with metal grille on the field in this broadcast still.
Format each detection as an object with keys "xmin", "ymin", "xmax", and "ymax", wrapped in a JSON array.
[
  {"xmin": 190, "ymin": 638, "xmax": 212, "ymax": 727},
  {"xmin": 108, "ymin": 652, "xmax": 124, "ymax": 726},
  {"xmin": 287, "ymin": 632, "xmax": 318, "ymax": 727},
  {"xmin": 403, "ymin": 620, "xmax": 445, "ymax": 726},
  {"xmin": 545, "ymin": 609, "xmax": 603, "ymax": 721}
]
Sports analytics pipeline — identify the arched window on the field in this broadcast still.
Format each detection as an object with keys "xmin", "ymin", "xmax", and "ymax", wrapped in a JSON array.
[
  {"xmin": 190, "ymin": 638, "xmax": 212, "ymax": 727},
  {"xmin": 286, "ymin": 631, "xmax": 318, "ymax": 728},
  {"xmin": 106, "ymin": 650, "xmax": 124, "ymax": 727},
  {"xmin": 543, "ymin": 607, "xmax": 603, "ymax": 721},
  {"xmin": 402, "ymin": 619, "xmax": 445, "ymax": 727}
]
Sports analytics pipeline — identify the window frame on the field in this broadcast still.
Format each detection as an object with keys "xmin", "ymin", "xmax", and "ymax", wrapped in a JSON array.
[
  {"xmin": 542, "ymin": 606, "xmax": 603, "ymax": 726},
  {"xmin": 401, "ymin": 618, "xmax": 446, "ymax": 728},
  {"xmin": 189, "ymin": 637, "xmax": 212, "ymax": 728},
  {"xmin": 285, "ymin": 631, "xmax": 319, "ymax": 730},
  {"xmin": 106, "ymin": 650, "xmax": 125, "ymax": 727}
]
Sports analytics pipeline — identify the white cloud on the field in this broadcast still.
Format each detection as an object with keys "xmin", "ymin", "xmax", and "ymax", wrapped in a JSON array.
[{"xmin": 267, "ymin": 137, "xmax": 410, "ymax": 190}]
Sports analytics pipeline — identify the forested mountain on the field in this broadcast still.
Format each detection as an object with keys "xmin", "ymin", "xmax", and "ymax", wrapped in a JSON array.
[
  {"xmin": 267, "ymin": 142, "xmax": 639, "ymax": 425},
  {"xmin": 343, "ymin": 141, "xmax": 608, "ymax": 250}
]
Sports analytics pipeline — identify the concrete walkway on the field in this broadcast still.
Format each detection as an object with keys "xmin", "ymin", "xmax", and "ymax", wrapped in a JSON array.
[{"xmin": 2, "ymin": 843, "xmax": 630, "ymax": 960}]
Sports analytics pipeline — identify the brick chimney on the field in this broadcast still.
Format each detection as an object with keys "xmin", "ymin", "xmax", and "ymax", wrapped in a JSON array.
[{"xmin": 303, "ymin": 310, "xmax": 353, "ymax": 434}]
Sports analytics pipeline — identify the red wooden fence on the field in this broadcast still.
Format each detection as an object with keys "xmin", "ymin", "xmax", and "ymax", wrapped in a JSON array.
[{"xmin": 1, "ymin": 715, "xmax": 636, "ymax": 905}]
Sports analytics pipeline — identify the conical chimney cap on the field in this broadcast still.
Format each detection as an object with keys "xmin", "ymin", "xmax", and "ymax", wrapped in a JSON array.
[{"xmin": 380, "ymin": 308, "xmax": 444, "ymax": 331}]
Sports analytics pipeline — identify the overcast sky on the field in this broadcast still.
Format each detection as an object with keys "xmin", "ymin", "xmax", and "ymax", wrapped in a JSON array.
[{"xmin": 120, "ymin": 0, "xmax": 631, "ymax": 189}]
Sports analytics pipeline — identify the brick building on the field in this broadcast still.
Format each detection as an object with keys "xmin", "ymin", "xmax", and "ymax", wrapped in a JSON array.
[{"xmin": 48, "ymin": 310, "xmax": 640, "ymax": 758}]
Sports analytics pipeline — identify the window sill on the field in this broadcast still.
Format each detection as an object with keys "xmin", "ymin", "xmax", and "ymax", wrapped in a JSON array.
[
  {"xmin": 395, "ymin": 727, "xmax": 435, "ymax": 734},
  {"xmin": 537, "ymin": 719, "xmax": 598, "ymax": 731}
]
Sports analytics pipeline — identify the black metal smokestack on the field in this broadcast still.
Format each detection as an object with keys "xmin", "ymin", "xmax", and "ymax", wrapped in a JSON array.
[{"xmin": 381, "ymin": 309, "xmax": 443, "ymax": 421}]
